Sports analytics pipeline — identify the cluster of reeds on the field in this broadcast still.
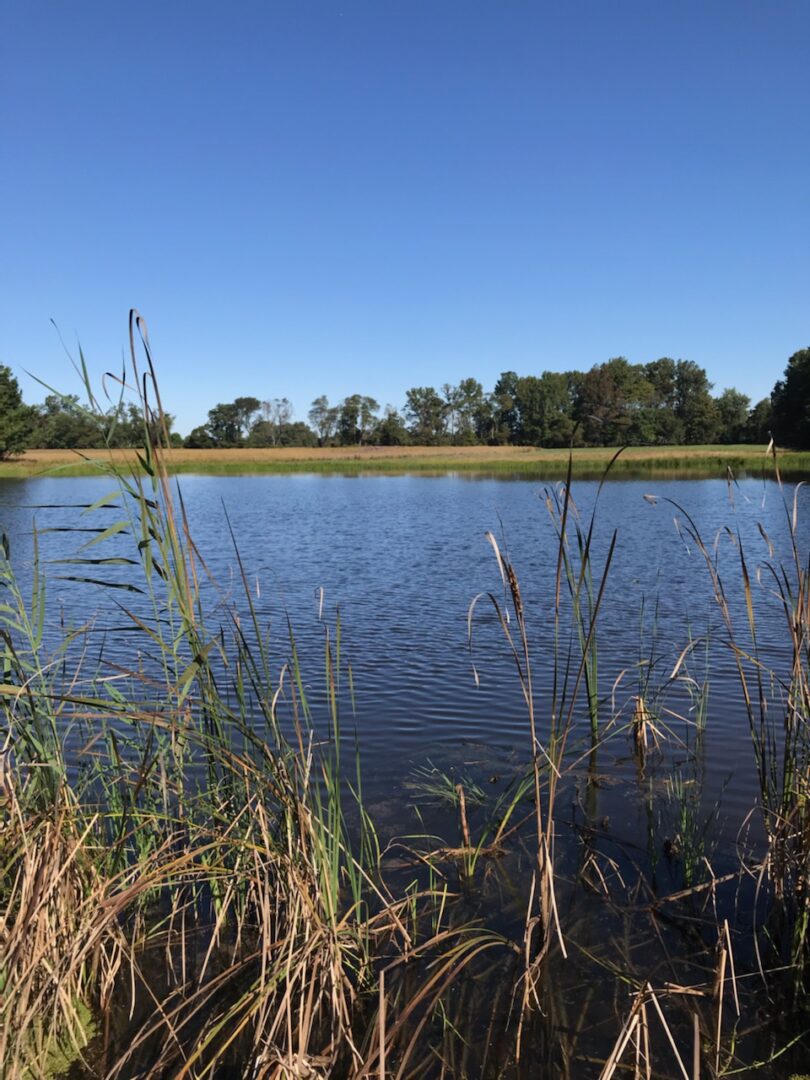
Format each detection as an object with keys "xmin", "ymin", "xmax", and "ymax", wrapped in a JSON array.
[
  {"xmin": 0, "ymin": 314, "xmax": 504, "ymax": 1078},
  {"xmin": 656, "ymin": 465, "xmax": 810, "ymax": 1003}
]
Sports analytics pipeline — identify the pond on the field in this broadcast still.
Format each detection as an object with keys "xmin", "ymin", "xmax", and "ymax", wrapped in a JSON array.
[
  {"xmin": 0, "ymin": 473, "xmax": 802, "ymax": 807},
  {"xmin": 1, "ymin": 471, "xmax": 808, "ymax": 1076}
]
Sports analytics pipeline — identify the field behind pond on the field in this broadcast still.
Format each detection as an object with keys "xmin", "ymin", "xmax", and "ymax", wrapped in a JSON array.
[{"xmin": 1, "ymin": 442, "xmax": 805, "ymax": 478}]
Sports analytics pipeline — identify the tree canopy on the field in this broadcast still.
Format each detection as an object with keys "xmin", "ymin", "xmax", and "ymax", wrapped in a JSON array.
[
  {"xmin": 772, "ymin": 348, "xmax": 810, "ymax": 449},
  {"xmin": 0, "ymin": 366, "xmax": 35, "ymax": 459},
  {"xmin": 9, "ymin": 345, "xmax": 810, "ymax": 453}
]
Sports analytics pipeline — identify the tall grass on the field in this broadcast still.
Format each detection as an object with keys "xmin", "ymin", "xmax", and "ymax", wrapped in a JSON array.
[
  {"xmin": 0, "ymin": 313, "xmax": 503, "ymax": 1078},
  {"xmin": 653, "ymin": 459, "xmax": 810, "ymax": 1003}
]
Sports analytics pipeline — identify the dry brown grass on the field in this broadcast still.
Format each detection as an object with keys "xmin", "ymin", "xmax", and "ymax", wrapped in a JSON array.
[{"xmin": 0, "ymin": 442, "xmax": 791, "ymax": 479}]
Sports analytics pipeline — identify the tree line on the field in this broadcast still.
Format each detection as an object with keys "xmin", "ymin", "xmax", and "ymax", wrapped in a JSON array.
[
  {"xmin": 1, "ymin": 348, "xmax": 808, "ymax": 459},
  {"xmin": 183, "ymin": 350, "xmax": 807, "ymax": 450}
]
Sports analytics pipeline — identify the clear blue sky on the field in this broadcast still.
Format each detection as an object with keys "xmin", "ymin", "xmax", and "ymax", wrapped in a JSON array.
[{"xmin": 2, "ymin": 1, "xmax": 807, "ymax": 434}]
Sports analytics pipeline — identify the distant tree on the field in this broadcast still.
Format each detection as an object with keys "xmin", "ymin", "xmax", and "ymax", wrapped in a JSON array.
[
  {"xmin": 404, "ymin": 386, "xmax": 445, "ymax": 444},
  {"xmin": 254, "ymin": 398, "xmax": 293, "ymax": 446},
  {"xmin": 575, "ymin": 358, "xmax": 652, "ymax": 445},
  {"xmin": 185, "ymin": 425, "xmax": 215, "ymax": 449},
  {"xmin": 473, "ymin": 394, "xmax": 498, "ymax": 444},
  {"xmin": 441, "ymin": 383, "xmax": 461, "ymax": 443},
  {"xmin": 674, "ymin": 360, "xmax": 718, "ymax": 444},
  {"xmin": 372, "ymin": 406, "xmax": 411, "ymax": 446},
  {"xmin": 0, "ymin": 366, "xmax": 35, "ymax": 458},
  {"xmin": 337, "ymin": 396, "xmax": 360, "ymax": 446},
  {"xmin": 276, "ymin": 421, "xmax": 317, "ymax": 447},
  {"xmin": 107, "ymin": 402, "xmax": 176, "ymax": 449},
  {"xmin": 440, "ymin": 380, "xmax": 485, "ymax": 444},
  {"xmin": 206, "ymin": 403, "xmax": 242, "ymax": 447},
  {"xmin": 512, "ymin": 376, "xmax": 544, "ymax": 444},
  {"xmin": 245, "ymin": 421, "xmax": 275, "ymax": 448},
  {"xmin": 233, "ymin": 396, "xmax": 261, "ymax": 441},
  {"xmin": 308, "ymin": 396, "xmax": 340, "ymax": 446},
  {"xmin": 247, "ymin": 418, "xmax": 316, "ymax": 448},
  {"xmin": 715, "ymin": 388, "xmax": 751, "ymax": 444},
  {"xmin": 491, "ymin": 372, "xmax": 520, "ymax": 443},
  {"xmin": 338, "ymin": 395, "xmax": 379, "ymax": 445},
  {"xmin": 29, "ymin": 395, "xmax": 177, "ymax": 450},
  {"xmin": 30, "ymin": 393, "xmax": 105, "ymax": 449},
  {"xmin": 771, "ymin": 347, "xmax": 810, "ymax": 448},
  {"xmin": 642, "ymin": 358, "xmax": 685, "ymax": 444},
  {"xmin": 512, "ymin": 372, "xmax": 577, "ymax": 446},
  {"xmin": 743, "ymin": 398, "xmax": 772, "ymax": 444},
  {"xmin": 107, "ymin": 402, "xmax": 144, "ymax": 448},
  {"xmin": 454, "ymin": 378, "xmax": 486, "ymax": 444}
]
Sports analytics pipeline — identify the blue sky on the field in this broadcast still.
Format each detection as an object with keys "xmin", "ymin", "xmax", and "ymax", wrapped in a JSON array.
[{"xmin": 2, "ymin": 1, "xmax": 808, "ymax": 434}]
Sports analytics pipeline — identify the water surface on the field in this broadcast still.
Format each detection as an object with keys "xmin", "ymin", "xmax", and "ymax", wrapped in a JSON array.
[{"xmin": 0, "ymin": 472, "xmax": 803, "ymax": 822}]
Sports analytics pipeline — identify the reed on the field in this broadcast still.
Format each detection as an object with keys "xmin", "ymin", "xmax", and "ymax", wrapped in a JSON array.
[{"xmin": 644, "ymin": 459, "xmax": 810, "ymax": 1003}]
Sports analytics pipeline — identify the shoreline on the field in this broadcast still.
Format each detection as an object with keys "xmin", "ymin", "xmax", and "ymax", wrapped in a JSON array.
[{"xmin": 0, "ymin": 442, "xmax": 804, "ymax": 479}]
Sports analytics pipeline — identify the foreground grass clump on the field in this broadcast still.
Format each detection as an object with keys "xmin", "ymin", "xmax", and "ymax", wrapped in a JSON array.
[
  {"xmin": 4, "ymin": 312, "xmax": 810, "ymax": 1077},
  {"xmin": 0, "ymin": 316, "xmax": 511, "ymax": 1078}
]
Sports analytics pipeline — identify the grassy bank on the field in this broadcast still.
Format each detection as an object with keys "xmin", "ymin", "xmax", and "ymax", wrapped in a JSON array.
[{"xmin": 1, "ymin": 442, "xmax": 806, "ymax": 479}]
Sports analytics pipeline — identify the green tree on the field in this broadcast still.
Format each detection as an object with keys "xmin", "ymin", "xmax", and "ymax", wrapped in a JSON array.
[
  {"xmin": 441, "ymin": 383, "xmax": 461, "ymax": 443},
  {"xmin": 454, "ymin": 378, "xmax": 486, "ymax": 444},
  {"xmin": 513, "ymin": 372, "xmax": 577, "ymax": 446},
  {"xmin": 0, "ymin": 366, "xmax": 35, "ymax": 458},
  {"xmin": 107, "ymin": 401, "xmax": 176, "ymax": 448},
  {"xmin": 308, "ymin": 396, "xmax": 340, "ymax": 446},
  {"xmin": 491, "ymin": 372, "xmax": 520, "ymax": 443},
  {"xmin": 256, "ymin": 398, "xmax": 293, "ymax": 446},
  {"xmin": 715, "ymin": 388, "xmax": 751, "ymax": 444},
  {"xmin": 575, "ymin": 358, "xmax": 652, "ymax": 445},
  {"xmin": 372, "ymin": 406, "xmax": 411, "ymax": 446},
  {"xmin": 206, "ymin": 403, "xmax": 242, "ymax": 446},
  {"xmin": 338, "ymin": 395, "xmax": 379, "ymax": 445},
  {"xmin": 277, "ymin": 421, "xmax": 317, "ymax": 447},
  {"xmin": 233, "ymin": 396, "xmax": 261, "ymax": 441},
  {"xmin": 473, "ymin": 394, "xmax": 498, "ymax": 444},
  {"xmin": 404, "ymin": 386, "xmax": 445, "ymax": 444},
  {"xmin": 771, "ymin": 348, "xmax": 810, "ymax": 448},
  {"xmin": 642, "ymin": 358, "xmax": 684, "ymax": 443},
  {"xmin": 30, "ymin": 394, "xmax": 104, "ymax": 449},
  {"xmin": 743, "ymin": 398, "xmax": 772, "ymax": 444},
  {"xmin": 246, "ymin": 421, "xmax": 276, "ymax": 448},
  {"xmin": 247, "ymin": 418, "xmax": 316, "ymax": 448},
  {"xmin": 185, "ymin": 425, "xmax": 215, "ymax": 449},
  {"xmin": 441, "ymin": 379, "xmax": 485, "ymax": 444},
  {"xmin": 674, "ymin": 360, "xmax": 718, "ymax": 444}
]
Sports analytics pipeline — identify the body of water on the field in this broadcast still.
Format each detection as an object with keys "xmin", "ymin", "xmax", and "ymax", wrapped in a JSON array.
[{"xmin": 0, "ymin": 472, "xmax": 803, "ymax": 823}]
